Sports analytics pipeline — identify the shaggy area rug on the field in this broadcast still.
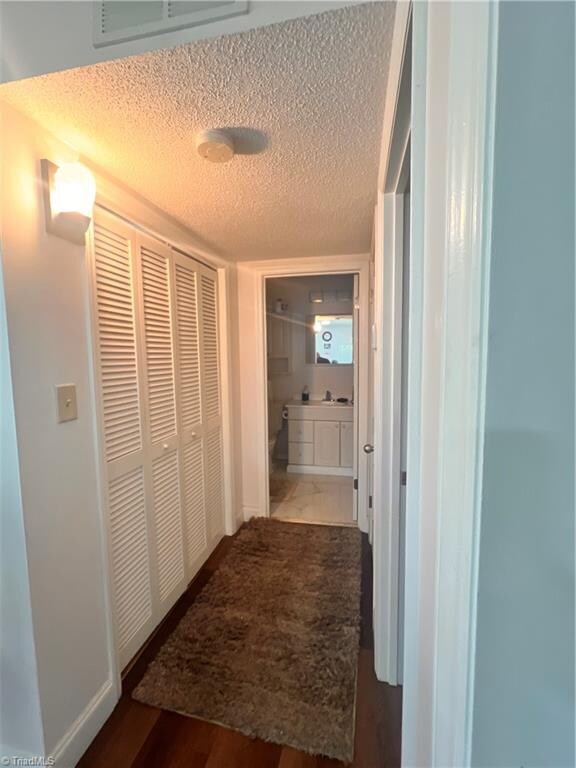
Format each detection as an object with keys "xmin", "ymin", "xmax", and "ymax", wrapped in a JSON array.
[{"xmin": 133, "ymin": 517, "xmax": 362, "ymax": 761}]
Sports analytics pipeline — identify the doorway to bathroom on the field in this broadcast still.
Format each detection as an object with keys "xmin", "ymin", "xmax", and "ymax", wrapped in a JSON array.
[{"xmin": 265, "ymin": 273, "xmax": 359, "ymax": 527}]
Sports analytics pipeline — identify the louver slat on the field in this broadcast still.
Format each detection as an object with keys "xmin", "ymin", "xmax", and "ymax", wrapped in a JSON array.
[
  {"xmin": 101, "ymin": 1, "xmax": 163, "ymax": 34},
  {"xmin": 201, "ymin": 274, "xmax": 220, "ymax": 422},
  {"xmin": 175, "ymin": 264, "xmax": 201, "ymax": 430},
  {"xmin": 168, "ymin": 1, "xmax": 234, "ymax": 18},
  {"xmin": 108, "ymin": 467, "xmax": 152, "ymax": 654},
  {"xmin": 94, "ymin": 223, "xmax": 142, "ymax": 463},
  {"xmin": 183, "ymin": 438, "xmax": 207, "ymax": 567},
  {"xmin": 95, "ymin": 1, "xmax": 248, "ymax": 47},
  {"xmin": 141, "ymin": 246, "xmax": 177, "ymax": 445},
  {"xmin": 152, "ymin": 450, "xmax": 185, "ymax": 600}
]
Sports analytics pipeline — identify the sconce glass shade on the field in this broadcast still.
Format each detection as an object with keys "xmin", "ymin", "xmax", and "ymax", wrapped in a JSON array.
[
  {"xmin": 41, "ymin": 159, "xmax": 96, "ymax": 245},
  {"xmin": 51, "ymin": 162, "xmax": 96, "ymax": 217}
]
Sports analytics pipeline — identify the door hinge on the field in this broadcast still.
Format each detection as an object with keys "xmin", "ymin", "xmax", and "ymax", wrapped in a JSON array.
[
  {"xmin": 401, "ymin": 471, "xmax": 407, "ymax": 487},
  {"xmin": 369, "ymin": 495, "xmax": 373, "ymax": 509},
  {"xmin": 353, "ymin": 478, "xmax": 358, "ymax": 491}
]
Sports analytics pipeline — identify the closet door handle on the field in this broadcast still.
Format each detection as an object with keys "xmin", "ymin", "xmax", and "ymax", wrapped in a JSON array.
[{"xmin": 162, "ymin": 443, "xmax": 169, "ymax": 450}]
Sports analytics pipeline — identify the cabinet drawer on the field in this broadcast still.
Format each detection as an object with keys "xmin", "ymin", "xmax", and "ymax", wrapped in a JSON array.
[
  {"xmin": 288, "ymin": 419, "xmax": 314, "ymax": 443},
  {"xmin": 288, "ymin": 442, "xmax": 314, "ymax": 465}
]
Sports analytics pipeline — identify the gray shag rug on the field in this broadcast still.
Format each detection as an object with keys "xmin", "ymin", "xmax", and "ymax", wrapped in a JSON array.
[{"xmin": 133, "ymin": 517, "xmax": 362, "ymax": 761}]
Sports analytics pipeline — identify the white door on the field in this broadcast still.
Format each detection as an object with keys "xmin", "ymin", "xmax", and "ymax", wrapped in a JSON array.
[
  {"xmin": 135, "ymin": 232, "xmax": 186, "ymax": 617},
  {"xmin": 340, "ymin": 421, "xmax": 354, "ymax": 468},
  {"xmin": 199, "ymin": 268, "xmax": 225, "ymax": 544},
  {"xmin": 91, "ymin": 209, "xmax": 224, "ymax": 669},
  {"xmin": 397, "ymin": 188, "xmax": 410, "ymax": 683},
  {"xmin": 314, "ymin": 421, "xmax": 340, "ymax": 466},
  {"xmin": 92, "ymin": 211, "xmax": 156, "ymax": 668},
  {"xmin": 172, "ymin": 251, "xmax": 207, "ymax": 578},
  {"xmin": 352, "ymin": 273, "xmax": 360, "ymax": 521}
]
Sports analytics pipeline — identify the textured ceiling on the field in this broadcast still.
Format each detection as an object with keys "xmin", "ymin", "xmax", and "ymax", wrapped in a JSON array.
[{"xmin": 0, "ymin": 3, "xmax": 395, "ymax": 261}]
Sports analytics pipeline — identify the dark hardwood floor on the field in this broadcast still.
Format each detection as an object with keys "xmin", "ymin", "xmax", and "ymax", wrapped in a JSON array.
[{"xmin": 78, "ymin": 531, "xmax": 402, "ymax": 768}]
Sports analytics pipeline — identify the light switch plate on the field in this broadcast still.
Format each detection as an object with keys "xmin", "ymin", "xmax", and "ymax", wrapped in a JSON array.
[{"xmin": 56, "ymin": 384, "xmax": 78, "ymax": 423}]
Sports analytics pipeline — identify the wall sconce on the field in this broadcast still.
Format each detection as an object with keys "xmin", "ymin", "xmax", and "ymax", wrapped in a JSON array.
[{"xmin": 41, "ymin": 159, "xmax": 96, "ymax": 245}]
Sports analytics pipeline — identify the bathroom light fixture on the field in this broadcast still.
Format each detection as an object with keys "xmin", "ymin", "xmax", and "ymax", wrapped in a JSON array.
[
  {"xmin": 310, "ymin": 290, "xmax": 323, "ymax": 304},
  {"xmin": 41, "ymin": 159, "xmax": 96, "ymax": 245}
]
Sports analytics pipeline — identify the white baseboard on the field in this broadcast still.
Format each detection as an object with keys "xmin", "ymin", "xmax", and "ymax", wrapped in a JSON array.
[
  {"xmin": 242, "ymin": 505, "xmax": 264, "ymax": 521},
  {"xmin": 51, "ymin": 679, "xmax": 117, "ymax": 768},
  {"xmin": 287, "ymin": 464, "xmax": 353, "ymax": 477}
]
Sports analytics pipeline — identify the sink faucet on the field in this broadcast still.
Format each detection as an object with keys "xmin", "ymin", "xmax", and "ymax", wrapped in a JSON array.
[{"xmin": 323, "ymin": 390, "xmax": 333, "ymax": 402}]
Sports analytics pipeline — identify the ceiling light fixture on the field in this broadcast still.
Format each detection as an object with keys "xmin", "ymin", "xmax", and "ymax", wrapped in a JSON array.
[
  {"xmin": 196, "ymin": 128, "xmax": 235, "ymax": 163},
  {"xmin": 41, "ymin": 159, "xmax": 96, "ymax": 244}
]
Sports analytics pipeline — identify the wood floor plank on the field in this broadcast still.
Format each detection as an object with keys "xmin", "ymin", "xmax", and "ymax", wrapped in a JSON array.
[
  {"xmin": 77, "ymin": 531, "xmax": 402, "ymax": 768},
  {"xmin": 204, "ymin": 726, "xmax": 282, "ymax": 768},
  {"xmin": 76, "ymin": 699, "xmax": 160, "ymax": 768},
  {"xmin": 277, "ymin": 746, "xmax": 318, "ymax": 768},
  {"xmin": 132, "ymin": 711, "xmax": 218, "ymax": 768}
]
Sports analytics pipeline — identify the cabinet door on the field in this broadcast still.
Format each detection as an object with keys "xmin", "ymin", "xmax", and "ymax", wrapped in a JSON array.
[
  {"xmin": 268, "ymin": 314, "xmax": 291, "ymax": 358},
  {"xmin": 340, "ymin": 421, "xmax": 354, "ymax": 468},
  {"xmin": 288, "ymin": 420, "xmax": 314, "ymax": 444},
  {"xmin": 314, "ymin": 421, "xmax": 341, "ymax": 467}
]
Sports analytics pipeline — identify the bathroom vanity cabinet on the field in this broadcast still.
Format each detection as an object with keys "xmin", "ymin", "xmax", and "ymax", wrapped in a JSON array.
[{"xmin": 286, "ymin": 403, "xmax": 354, "ymax": 475}]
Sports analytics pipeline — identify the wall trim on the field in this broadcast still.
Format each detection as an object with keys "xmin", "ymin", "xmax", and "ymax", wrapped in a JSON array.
[
  {"xmin": 286, "ymin": 465, "xmax": 353, "ymax": 477},
  {"xmin": 50, "ymin": 680, "xmax": 115, "ymax": 767},
  {"xmin": 377, "ymin": 0, "xmax": 412, "ymax": 193},
  {"xmin": 401, "ymin": 2, "xmax": 498, "ymax": 766},
  {"xmin": 238, "ymin": 254, "xmax": 371, "ymax": 532},
  {"xmin": 372, "ymin": 4, "xmax": 412, "ymax": 688},
  {"xmin": 242, "ymin": 505, "xmax": 261, "ymax": 522}
]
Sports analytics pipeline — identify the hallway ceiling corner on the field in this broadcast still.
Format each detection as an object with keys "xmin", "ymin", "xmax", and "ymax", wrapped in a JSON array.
[{"xmin": 0, "ymin": 2, "xmax": 396, "ymax": 261}]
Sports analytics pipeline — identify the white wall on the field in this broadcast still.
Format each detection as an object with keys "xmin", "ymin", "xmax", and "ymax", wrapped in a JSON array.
[
  {"xmin": 0, "ymin": 103, "xmax": 117, "ymax": 763},
  {"xmin": 0, "ymin": 101, "xmax": 244, "ymax": 761},
  {"xmin": 0, "ymin": 253, "xmax": 45, "ymax": 759},
  {"xmin": 266, "ymin": 274, "xmax": 355, "ymax": 407},
  {"xmin": 0, "ymin": 1, "xmax": 356, "ymax": 84},
  {"xmin": 472, "ymin": 3, "xmax": 575, "ymax": 765},
  {"xmin": 237, "ymin": 263, "xmax": 269, "ymax": 519}
]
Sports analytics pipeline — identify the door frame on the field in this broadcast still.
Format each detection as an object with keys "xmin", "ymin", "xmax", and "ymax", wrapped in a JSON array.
[
  {"xmin": 238, "ymin": 254, "xmax": 371, "ymax": 533},
  {"xmin": 401, "ymin": 2, "xmax": 499, "ymax": 766},
  {"xmin": 372, "ymin": 1, "xmax": 412, "ymax": 688},
  {"xmin": 373, "ymin": 134, "xmax": 411, "ymax": 686}
]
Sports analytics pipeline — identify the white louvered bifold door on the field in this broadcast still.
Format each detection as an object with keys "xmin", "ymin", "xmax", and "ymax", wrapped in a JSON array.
[
  {"xmin": 92, "ymin": 209, "xmax": 155, "ymax": 668},
  {"xmin": 172, "ymin": 251, "xmax": 207, "ymax": 578},
  {"xmin": 92, "ymin": 210, "xmax": 225, "ymax": 671},
  {"xmin": 198, "ymin": 265, "xmax": 225, "ymax": 543},
  {"xmin": 135, "ymin": 233, "xmax": 186, "ymax": 618}
]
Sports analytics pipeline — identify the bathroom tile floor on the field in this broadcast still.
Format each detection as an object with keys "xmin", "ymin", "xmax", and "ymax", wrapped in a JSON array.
[{"xmin": 269, "ymin": 468, "xmax": 355, "ymax": 526}]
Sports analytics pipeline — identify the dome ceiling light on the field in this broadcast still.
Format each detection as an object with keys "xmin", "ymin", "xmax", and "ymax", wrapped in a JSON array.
[{"xmin": 196, "ymin": 129, "xmax": 235, "ymax": 163}]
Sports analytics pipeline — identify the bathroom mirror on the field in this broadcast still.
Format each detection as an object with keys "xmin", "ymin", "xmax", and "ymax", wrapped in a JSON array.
[{"xmin": 306, "ymin": 314, "xmax": 353, "ymax": 365}]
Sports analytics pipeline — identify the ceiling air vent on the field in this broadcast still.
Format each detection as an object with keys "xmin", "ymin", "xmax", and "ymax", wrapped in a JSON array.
[{"xmin": 94, "ymin": 1, "xmax": 249, "ymax": 47}]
